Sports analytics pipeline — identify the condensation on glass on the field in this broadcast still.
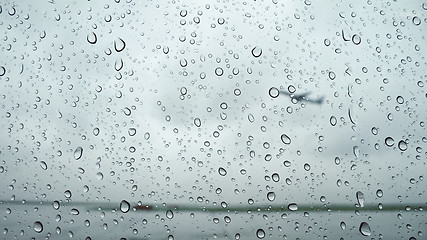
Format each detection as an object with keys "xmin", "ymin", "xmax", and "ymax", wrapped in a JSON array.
[{"xmin": 0, "ymin": 1, "xmax": 426, "ymax": 239}]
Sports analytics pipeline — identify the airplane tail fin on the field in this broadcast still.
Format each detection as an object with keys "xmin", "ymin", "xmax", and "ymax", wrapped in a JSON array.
[{"xmin": 315, "ymin": 96, "xmax": 325, "ymax": 104}]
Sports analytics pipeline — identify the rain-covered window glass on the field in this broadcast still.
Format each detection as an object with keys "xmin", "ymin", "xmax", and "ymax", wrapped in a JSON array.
[{"xmin": 1, "ymin": 1, "xmax": 426, "ymax": 239}]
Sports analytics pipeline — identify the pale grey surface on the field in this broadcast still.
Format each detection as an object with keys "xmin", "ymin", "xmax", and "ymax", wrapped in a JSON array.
[{"xmin": 0, "ymin": 0, "xmax": 426, "ymax": 239}]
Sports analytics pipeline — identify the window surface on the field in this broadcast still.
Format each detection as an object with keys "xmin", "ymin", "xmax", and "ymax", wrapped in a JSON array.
[{"xmin": 0, "ymin": 1, "xmax": 426, "ymax": 239}]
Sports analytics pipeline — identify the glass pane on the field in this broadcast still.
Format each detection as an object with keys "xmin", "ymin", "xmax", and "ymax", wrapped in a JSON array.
[{"xmin": 0, "ymin": 1, "xmax": 426, "ymax": 239}]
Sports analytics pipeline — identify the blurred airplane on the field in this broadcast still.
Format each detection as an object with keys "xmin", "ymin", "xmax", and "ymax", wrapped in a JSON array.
[{"xmin": 279, "ymin": 90, "xmax": 324, "ymax": 104}]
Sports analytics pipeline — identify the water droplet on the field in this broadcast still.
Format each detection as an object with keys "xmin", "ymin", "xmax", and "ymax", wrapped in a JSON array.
[
  {"xmin": 272, "ymin": 173, "xmax": 280, "ymax": 182},
  {"xmin": 40, "ymin": 161, "xmax": 47, "ymax": 170},
  {"xmin": 304, "ymin": 163, "xmax": 311, "ymax": 171},
  {"xmin": 356, "ymin": 191, "xmax": 365, "ymax": 207},
  {"xmin": 74, "ymin": 147, "xmax": 83, "ymax": 160},
  {"xmin": 166, "ymin": 209, "xmax": 174, "ymax": 219},
  {"xmin": 256, "ymin": 229, "xmax": 265, "ymax": 239},
  {"xmin": 248, "ymin": 114, "xmax": 255, "ymax": 123},
  {"xmin": 281, "ymin": 134, "xmax": 291, "ymax": 145},
  {"xmin": 53, "ymin": 201, "xmax": 60, "ymax": 210},
  {"xmin": 114, "ymin": 38, "xmax": 126, "ymax": 52},
  {"xmin": 288, "ymin": 203, "xmax": 298, "ymax": 211},
  {"xmin": 269, "ymin": 87, "xmax": 279, "ymax": 98},
  {"xmin": 120, "ymin": 200, "xmax": 130, "ymax": 213},
  {"xmin": 87, "ymin": 32, "xmax": 97, "ymax": 44},
  {"xmin": 215, "ymin": 67, "xmax": 224, "ymax": 76},
  {"xmin": 340, "ymin": 221, "xmax": 346, "ymax": 230},
  {"xmin": 33, "ymin": 221, "xmax": 43, "ymax": 233},
  {"xmin": 128, "ymin": 128, "xmax": 137, "ymax": 136},
  {"xmin": 348, "ymin": 106, "xmax": 357, "ymax": 125},
  {"xmin": 64, "ymin": 190, "xmax": 72, "ymax": 198},
  {"xmin": 267, "ymin": 192, "xmax": 276, "ymax": 201},
  {"xmin": 396, "ymin": 96, "xmax": 404, "ymax": 104},
  {"xmin": 371, "ymin": 127, "xmax": 378, "ymax": 135},
  {"xmin": 179, "ymin": 59, "xmax": 187, "ymax": 67},
  {"xmin": 93, "ymin": 127, "xmax": 100, "ymax": 136},
  {"xmin": 251, "ymin": 47, "xmax": 262, "ymax": 58},
  {"xmin": 0, "ymin": 66, "xmax": 5, "ymax": 76},
  {"xmin": 398, "ymin": 140, "xmax": 407, "ymax": 151},
  {"xmin": 96, "ymin": 172, "xmax": 104, "ymax": 180},
  {"xmin": 180, "ymin": 87, "xmax": 187, "ymax": 95},
  {"xmin": 194, "ymin": 118, "xmax": 201, "ymax": 127},
  {"xmin": 70, "ymin": 208, "xmax": 79, "ymax": 215},
  {"xmin": 412, "ymin": 16, "xmax": 421, "ymax": 26},
  {"xmin": 385, "ymin": 137, "xmax": 394, "ymax": 147},
  {"xmin": 115, "ymin": 58, "xmax": 124, "ymax": 71},
  {"xmin": 330, "ymin": 116, "xmax": 337, "ymax": 126},
  {"xmin": 218, "ymin": 167, "xmax": 227, "ymax": 176},
  {"xmin": 376, "ymin": 189, "xmax": 383, "ymax": 198},
  {"xmin": 352, "ymin": 34, "xmax": 361, "ymax": 45},
  {"xmin": 359, "ymin": 222, "xmax": 371, "ymax": 236},
  {"xmin": 328, "ymin": 71, "xmax": 336, "ymax": 80},
  {"xmin": 353, "ymin": 146, "xmax": 360, "ymax": 158}
]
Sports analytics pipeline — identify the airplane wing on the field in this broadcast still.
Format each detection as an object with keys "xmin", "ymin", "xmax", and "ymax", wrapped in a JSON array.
[
  {"xmin": 296, "ymin": 91, "xmax": 311, "ymax": 98},
  {"xmin": 307, "ymin": 96, "xmax": 324, "ymax": 104}
]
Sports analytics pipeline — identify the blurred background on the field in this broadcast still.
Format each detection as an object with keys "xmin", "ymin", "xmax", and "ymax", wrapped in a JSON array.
[{"xmin": 0, "ymin": 0, "xmax": 426, "ymax": 239}]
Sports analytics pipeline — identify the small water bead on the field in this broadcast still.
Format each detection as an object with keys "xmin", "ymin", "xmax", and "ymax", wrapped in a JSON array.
[
  {"xmin": 352, "ymin": 34, "xmax": 361, "ymax": 45},
  {"xmin": 398, "ymin": 140, "xmax": 407, "ymax": 151},
  {"xmin": 87, "ymin": 32, "xmax": 97, "ymax": 44},
  {"xmin": 328, "ymin": 71, "xmax": 336, "ymax": 80},
  {"xmin": 412, "ymin": 16, "xmax": 421, "ymax": 26},
  {"xmin": 281, "ymin": 134, "xmax": 291, "ymax": 144},
  {"xmin": 120, "ymin": 200, "xmax": 130, "ymax": 213},
  {"xmin": 96, "ymin": 172, "xmax": 104, "ymax": 180},
  {"xmin": 53, "ymin": 201, "xmax": 60, "ymax": 210},
  {"xmin": 215, "ymin": 67, "xmax": 224, "ymax": 76},
  {"xmin": 385, "ymin": 137, "xmax": 394, "ymax": 147},
  {"xmin": 166, "ymin": 209, "xmax": 174, "ymax": 219},
  {"xmin": 376, "ymin": 189, "xmax": 383, "ymax": 198},
  {"xmin": 356, "ymin": 191, "xmax": 365, "ymax": 207},
  {"xmin": 269, "ymin": 87, "xmax": 279, "ymax": 98},
  {"xmin": 114, "ymin": 38, "xmax": 126, "ymax": 52},
  {"xmin": 359, "ymin": 222, "xmax": 371, "ymax": 236},
  {"xmin": 371, "ymin": 127, "xmax": 378, "ymax": 135},
  {"xmin": 128, "ymin": 128, "xmax": 137, "ymax": 136},
  {"xmin": 70, "ymin": 208, "xmax": 80, "ymax": 215},
  {"xmin": 218, "ymin": 167, "xmax": 227, "ymax": 176},
  {"xmin": 64, "ymin": 190, "xmax": 72, "ymax": 198},
  {"xmin": 93, "ymin": 127, "xmax": 100, "ymax": 136},
  {"xmin": 33, "ymin": 221, "xmax": 43, "ymax": 233},
  {"xmin": 0, "ymin": 65, "xmax": 7, "ymax": 77},
  {"xmin": 256, "ymin": 229, "xmax": 265, "ymax": 239},
  {"xmin": 330, "ymin": 116, "xmax": 337, "ymax": 126},
  {"xmin": 251, "ymin": 47, "xmax": 262, "ymax": 58},
  {"xmin": 74, "ymin": 147, "xmax": 83, "ymax": 160},
  {"xmin": 267, "ymin": 192, "xmax": 276, "ymax": 201},
  {"xmin": 194, "ymin": 118, "xmax": 201, "ymax": 127},
  {"xmin": 288, "ymin": 203, "xmax": 298, "ymax": 211},
  {"xmin": 40, "ymin": 161, "xmax": 48, "ymax": 170},
  {"xmin": 320, "ymin": 196, "xmax": 326, "ymax": 202},
  {"xmin": 271, "ymin": 173, "xmax": 280, "ymax": 182}
]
